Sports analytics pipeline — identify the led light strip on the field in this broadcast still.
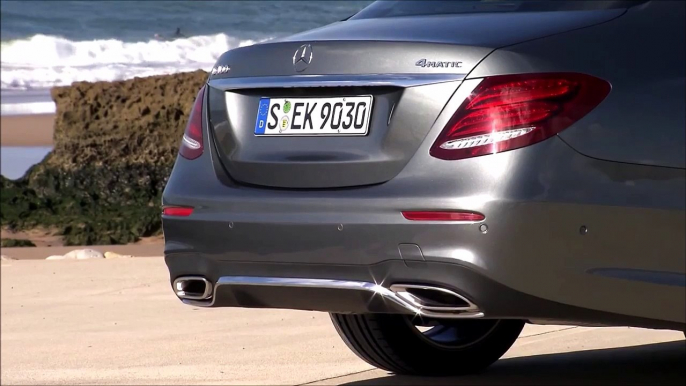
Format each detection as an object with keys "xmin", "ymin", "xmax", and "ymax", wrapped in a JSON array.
[
  {"xmin": 440, "ymin": 127, "xmax": 535, "ymax": 150},
  {"xmin": 182, "ymin": 134, "xmax": 201, "ymax": 150}
]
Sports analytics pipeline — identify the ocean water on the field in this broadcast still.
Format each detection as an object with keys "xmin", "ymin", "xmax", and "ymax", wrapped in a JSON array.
[
  {"xmin": 0, "ymin": 1, "xmax": 371, "ymax": 176},
  {"xmin": 0, "ymin": 0, "xmax": 372, "ymax": 92},
  {"xmin": 0, "ymin": 146, "xmax": 53, "ymax": 179},
  {"xmin": 1, "ymin": 89, "xmax": 55, "ymax": 115}
]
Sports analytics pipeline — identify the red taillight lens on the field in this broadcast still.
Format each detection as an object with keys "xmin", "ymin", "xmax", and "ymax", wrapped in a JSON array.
[
  {"xmin": 430, "ymin": 73, "xmax": 611, "ymax": 160},
  {"xmin": 179, "ymin": 86, "xmax": 206, "ymax": 160},
  {"xmin": 162, "ymin": 206, "xmax": 194, "ymax": 217},
  {"xmin": 402, "ymin": 211, "xmax": 485, "ymax": 222}
]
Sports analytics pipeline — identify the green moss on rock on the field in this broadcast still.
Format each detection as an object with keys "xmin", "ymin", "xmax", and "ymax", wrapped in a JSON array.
[
  {"xmin": 0, "ymin": 70, "xmax": 208, "ymax": 245},
  {"xmin": 1, "ymin": 238, "xmax": 36, "ymax": 247}
]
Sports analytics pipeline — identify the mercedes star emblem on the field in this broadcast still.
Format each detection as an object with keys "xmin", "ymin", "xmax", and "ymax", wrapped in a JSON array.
[{"xmin": 293, "ymin": 44, "xmax": 313, "ymax": 72}]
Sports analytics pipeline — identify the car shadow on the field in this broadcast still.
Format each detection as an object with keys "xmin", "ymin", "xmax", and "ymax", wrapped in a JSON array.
[{"xmin": 340, "ymin": 341, "xmax": 686, "ymax": 385}]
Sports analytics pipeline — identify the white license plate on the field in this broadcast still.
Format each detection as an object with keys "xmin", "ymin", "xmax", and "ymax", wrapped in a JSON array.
[{"xmin": 254, "ymin": 96, "xmax": 373, "ymax": 136}]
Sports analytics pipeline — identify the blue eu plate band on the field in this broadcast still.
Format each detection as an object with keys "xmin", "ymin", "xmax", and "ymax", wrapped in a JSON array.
[{"xmin": 254, "ymin": 98, "xmax": 270, "ymax": 135}]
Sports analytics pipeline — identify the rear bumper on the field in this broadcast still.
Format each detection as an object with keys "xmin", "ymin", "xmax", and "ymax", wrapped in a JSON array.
[
  {"xmin": 162, "ymin": 130, "xmax": 685, "ymax": 328},
  {"xmin": 164, "ymin": 256, "xmax": 683, "ymax": 330}
]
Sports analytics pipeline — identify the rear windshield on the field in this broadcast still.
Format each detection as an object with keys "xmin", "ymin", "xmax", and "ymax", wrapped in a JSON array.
[{"xmin": 350, "ymin": 0, "xmax": 646, "ymax": 19}]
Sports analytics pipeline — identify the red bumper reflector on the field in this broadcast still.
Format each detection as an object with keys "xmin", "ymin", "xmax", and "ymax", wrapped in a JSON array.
[
  {"xmin": 162, "ymin": 206, "xmax": 194, "ymax": 217},
  {"xmin": 402, "ymin": 211, "xmax": 485, "ymax": 222}
]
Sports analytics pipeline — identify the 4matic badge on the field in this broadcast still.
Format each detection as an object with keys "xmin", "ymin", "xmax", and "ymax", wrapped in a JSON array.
[{"xmin": 415, "ymin": 59, "xmax": 463, "ymax": 68}]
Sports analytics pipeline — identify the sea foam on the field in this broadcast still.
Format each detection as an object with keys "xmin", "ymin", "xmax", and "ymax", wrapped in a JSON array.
[{"xmin": 1, "ymin": 33, "xmax": 267, "ymax": 90}]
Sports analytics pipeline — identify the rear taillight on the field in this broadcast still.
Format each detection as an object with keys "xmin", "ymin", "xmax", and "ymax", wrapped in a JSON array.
[
  {"xmin": 179, "ymin": 85, "xmax": 206, "ymax": 160},
  {"xmin": 430, "ymin": 73, "xmax": 611, "ymax": 160}
]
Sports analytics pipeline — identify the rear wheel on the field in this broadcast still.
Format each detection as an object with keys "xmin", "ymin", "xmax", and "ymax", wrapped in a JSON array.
[{"xmin": 330, "ymin": 313, "xmax": 524, "ymax": 376}]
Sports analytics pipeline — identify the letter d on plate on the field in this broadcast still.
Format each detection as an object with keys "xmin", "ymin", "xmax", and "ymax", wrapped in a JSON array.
[{"xmin": 255, "ymin": 98, "xmax": 270, "ymax": 134}]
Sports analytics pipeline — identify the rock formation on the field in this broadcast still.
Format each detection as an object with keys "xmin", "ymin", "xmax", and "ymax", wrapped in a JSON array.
[{"xmin": 1, "ymin": 70, "xmax": 208, "ymax": 245}]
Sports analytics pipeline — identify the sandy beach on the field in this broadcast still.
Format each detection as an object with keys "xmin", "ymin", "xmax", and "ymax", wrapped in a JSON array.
[
  {"xmin": 1, "ymin": 242, "xmax": 164, "ymax": 260},
  {"xmin": 1, "ymin": 257, "xmax": 684, "ymax": 385},
  {"xmin": 0, "ymin": 113, "xmax": 55, "ymax": 146},
  {"xmin": 0, "ymin": 227, "xmax": 164, "ymax": 260}
]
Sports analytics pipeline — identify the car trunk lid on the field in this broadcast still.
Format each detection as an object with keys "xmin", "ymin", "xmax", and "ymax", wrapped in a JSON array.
[{"xmin": 207, "ymin": 9, "xmax": 625, "ymax": 189}]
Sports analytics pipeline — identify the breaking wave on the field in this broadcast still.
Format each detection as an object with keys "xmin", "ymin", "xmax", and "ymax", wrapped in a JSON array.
[{"xmin": 0, "ymin": 33, "xmax": 269, "ymax": 90}]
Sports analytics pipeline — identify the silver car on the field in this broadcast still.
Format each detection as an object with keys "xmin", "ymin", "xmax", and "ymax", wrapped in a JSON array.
[{"xmin": 162, "ymin": 0, "xmax": 685, "ymax": 375}]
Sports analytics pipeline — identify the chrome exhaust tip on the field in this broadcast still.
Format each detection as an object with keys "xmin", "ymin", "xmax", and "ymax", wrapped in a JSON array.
[
  {"xmin": 389, "ymin": 284, "xmax": 481, "ymax": 315},
  {"xmin": 173, "ymin": 276, "xmax": 213, "ymax": 300}
]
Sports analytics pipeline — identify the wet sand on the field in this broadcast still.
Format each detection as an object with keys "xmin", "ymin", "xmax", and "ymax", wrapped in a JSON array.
[{"xmin": 0, "ymin": 114, "xmax": 55, "ymax": 146}]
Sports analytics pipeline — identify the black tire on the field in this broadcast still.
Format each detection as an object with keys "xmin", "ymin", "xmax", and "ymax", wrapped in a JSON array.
[{"xmin": 330, "ymin": 313, "xmax": 524, "ymax": 376}]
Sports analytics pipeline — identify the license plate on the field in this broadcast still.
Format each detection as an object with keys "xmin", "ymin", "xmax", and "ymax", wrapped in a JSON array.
[{"xmin": 254, "ymin": 96, "xmax": 373, "ymax": 136}]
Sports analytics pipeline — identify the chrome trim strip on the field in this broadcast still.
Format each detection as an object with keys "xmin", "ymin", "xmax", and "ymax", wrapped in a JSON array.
[
  {"xmin": 180, "ymin": 276, "xmax": 483, "ymax": 318},
  {"xmin": 208, "ymin": 73, "xmax": 466, "ymax": 90}
]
